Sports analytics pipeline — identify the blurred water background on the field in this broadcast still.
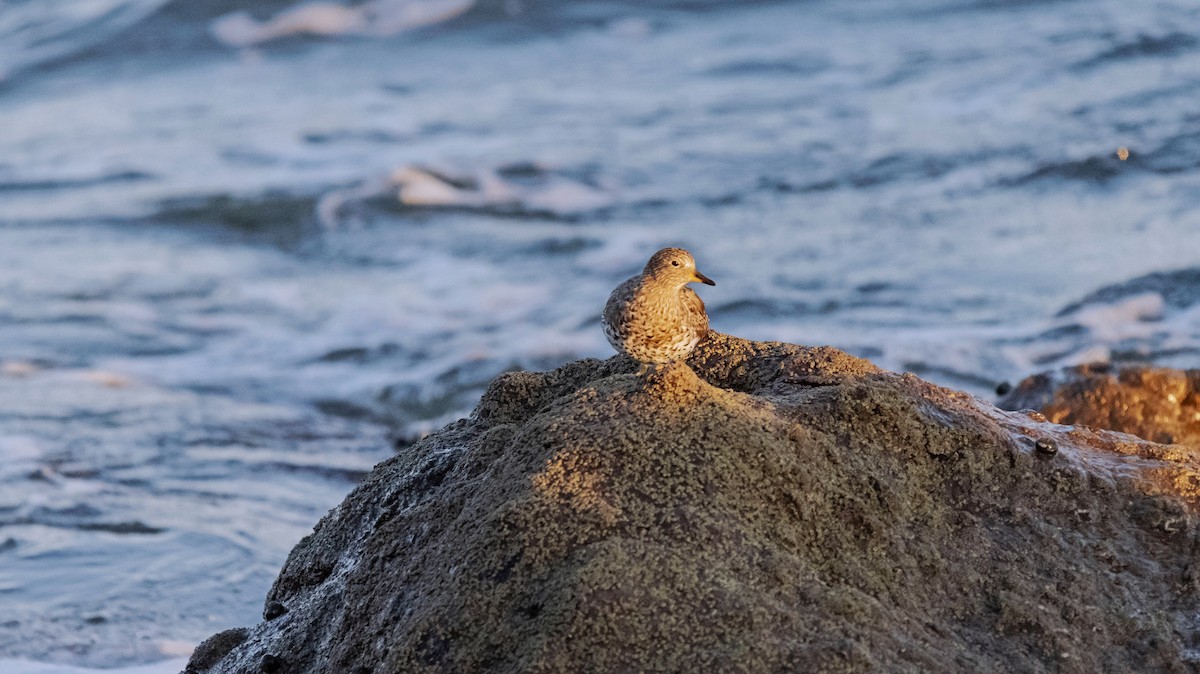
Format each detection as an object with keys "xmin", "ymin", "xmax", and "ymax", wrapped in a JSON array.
[{"xmin": 1, "ymin": 0, "xmax": 1199, "ymax": 670}]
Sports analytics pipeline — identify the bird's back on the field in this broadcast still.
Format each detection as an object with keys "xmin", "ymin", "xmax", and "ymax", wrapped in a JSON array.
[{"xmin": 602, "ymin": 275, "xmax": 641, "ymax": 351}]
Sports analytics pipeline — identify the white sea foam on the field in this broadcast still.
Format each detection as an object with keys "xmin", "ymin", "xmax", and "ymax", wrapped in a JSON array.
[
  {"xmin": 0, "ymin": 658, "xmax": 188, "ymax": 674},
  {"xmin": 317, "ymin": 163, "xmax": 615, "ymax": 229},
  {"xmin": 211, "ymin": 0, "xmax": 475, "ymax": 47},
  {"xmin": 1062, "ymin": 292, "xmax": 1165, "ymax": 340}
]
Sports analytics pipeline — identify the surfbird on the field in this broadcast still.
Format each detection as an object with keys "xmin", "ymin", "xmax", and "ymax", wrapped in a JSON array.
[{"xmin": 602, "ymin": 247, "xmax": 715, "ymax": 373}]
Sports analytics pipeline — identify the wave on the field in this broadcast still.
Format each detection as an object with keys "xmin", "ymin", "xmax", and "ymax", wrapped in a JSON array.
[
  {"xmin": 0, "ymin": 0, "xmax": 788, "ymax": 82},
  {"xmin": 1058, "ymin": 267, "xmax": 1200, "ymax": 314},
  {"xmin": 0, "ymin": 0, "xmax": 170, "ymax": 81},
  {"xmin": 316, "ymin": 162, "xmax": 616, "ymax": 227}
]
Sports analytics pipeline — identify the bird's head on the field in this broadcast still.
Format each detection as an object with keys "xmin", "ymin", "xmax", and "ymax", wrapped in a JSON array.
[{"xmin": 643, "ymin": 247, "xmax": 715, "ymax": 287}]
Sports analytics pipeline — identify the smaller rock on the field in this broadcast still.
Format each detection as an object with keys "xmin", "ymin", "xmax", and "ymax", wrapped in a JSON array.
[
  {"xmin": 995, "ymin": 381, "xmax": 1012, "ymax": 396},
  {"xmin": 264, "ymin": 600, "xmax": 288, "ymax": 620},
  {"xmin": 260, "ymin": 653, "xmax": 284, "ymax": 673},
  {"xmin": 185, "ymin": 628, "xmax": 249, "ymax": 673},
  {"xmin": 1035, "ymin": 437, "xmax": 1059, "ymax": 455},
  {"xmin": 998, "ymin": 363, "xmax": 1200, "ymax": 448}
]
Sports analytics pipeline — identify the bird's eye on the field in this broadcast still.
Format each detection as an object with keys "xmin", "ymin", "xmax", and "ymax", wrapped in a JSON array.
[{"xmin": 671, "ymin": 260, "xmax": 680, "ymax": 267}]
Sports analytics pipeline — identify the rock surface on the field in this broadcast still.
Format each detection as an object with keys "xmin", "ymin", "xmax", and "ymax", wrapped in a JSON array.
[
  {"xmin": 999, "ymin": 362, "xmax": 1200, "ymax": 449},
  {"xmin": 188, "ymin": 334, "xmax": 1200, "ymax": 673}
]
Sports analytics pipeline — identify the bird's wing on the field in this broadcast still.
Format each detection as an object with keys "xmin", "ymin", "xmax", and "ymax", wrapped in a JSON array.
[{"xmin": 603, "ymin": 277, "xmax": 638, "ymax": 337}]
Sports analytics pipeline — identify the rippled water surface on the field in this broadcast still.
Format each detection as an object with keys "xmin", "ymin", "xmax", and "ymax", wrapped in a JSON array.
[{"xmin": 2, "ymin": 0, "xmax": 1199, "ymax": 669}]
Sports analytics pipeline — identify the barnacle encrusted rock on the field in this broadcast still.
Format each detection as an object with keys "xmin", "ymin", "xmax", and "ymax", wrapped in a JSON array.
[{"xmin": 190, "ymin": 334, "xmax": 1200, "ymax": 674}]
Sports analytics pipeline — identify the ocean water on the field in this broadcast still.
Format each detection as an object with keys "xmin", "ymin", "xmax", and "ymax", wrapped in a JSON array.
[{"xmin": 1, "ymin": 0, "xmax": 1199, "ymax": 669}]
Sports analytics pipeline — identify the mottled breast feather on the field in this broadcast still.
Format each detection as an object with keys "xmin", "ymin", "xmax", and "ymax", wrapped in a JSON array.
[
  {"xmin": 602, "ymin": 274, "xmax": 710, "ymax": 365},
  {"xmin": 681, "ymin": 287, "xmax": 709, "ymax": 339}
]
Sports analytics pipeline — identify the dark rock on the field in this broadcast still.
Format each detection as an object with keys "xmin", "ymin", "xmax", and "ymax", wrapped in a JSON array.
[
  {"xmin": 184, "ymin": 628, "xmax": 248, "ymax": 674},
  {"xmin": 190, "ymin": 334, "xmax": 1200, "ymax": 673},
  {"xmin": 260, "ymin": 654, "xmax": 283, "ymax": 673},
  {"xmin": 264, "ymin": 601, "xmax": 288, "ymax": 621},
  {"xmin": 1034, "ymin": 437, "xmax": 1058, "ymax": 455}
]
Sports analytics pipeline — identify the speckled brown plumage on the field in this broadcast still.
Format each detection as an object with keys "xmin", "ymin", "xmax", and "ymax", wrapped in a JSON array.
[{"xmin": 602, "ymin": 247, "xmax": 715, "ymax": 368}]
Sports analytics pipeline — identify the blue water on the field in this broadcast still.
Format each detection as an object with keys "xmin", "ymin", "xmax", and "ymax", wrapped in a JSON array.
[{"xmin": 1, "ymin": 0, "xmax": 1199, "ymax": 669}]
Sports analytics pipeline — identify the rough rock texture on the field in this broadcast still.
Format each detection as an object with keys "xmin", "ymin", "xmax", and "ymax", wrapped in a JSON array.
[
  {"xmin": 999, "ymin": 362, "xmax": 1200, "ymax": 449},
  {"xmin": 189, "ymin": 334, "xmax": 1200, "ymax": 674},
  {"xmin": 183, "ymin": 628, "xmax": 248, "ymax": 674}
]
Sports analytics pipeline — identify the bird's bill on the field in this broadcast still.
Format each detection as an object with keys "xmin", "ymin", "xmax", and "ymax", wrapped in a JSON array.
[{"xmin": 693, "ymin": 271, "xmax": 716, "ymax": 286}]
